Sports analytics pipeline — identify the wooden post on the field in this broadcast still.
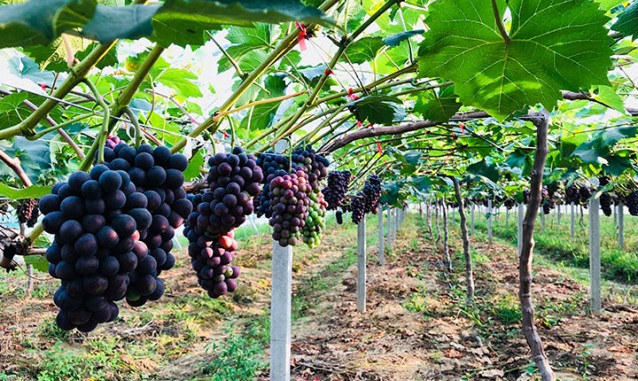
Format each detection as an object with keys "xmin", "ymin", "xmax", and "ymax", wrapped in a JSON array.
[
  {"xmin": 589, "ymin": 197, "xmax": 601, "ymax": 313},
  {"xmin": 357, "ymin": 219, "xmax": 367, "ymax": 313},
  {"xmin": 613, "ymin": 202, "xmax": 617, "ymax": 226},
  {"xmin": 378, "ymin": 210, "xmax": 385, "ymax": 265},
  {"xmin": 569, "ymin": 202, "xmax": 576, "ymax": 239},
  {"xmin": 506, "ymin": 207, "xmax": 509, "ymax": 226},
  {"xmin": 618, "ymin": 202, "xmax": 624, "ymax": 250},
  {"xmin": 540, "ymin": 208, "xmax": 545, "ymax": 232},
  {"xmin": 517, "ymin": 203, "xmax": 524, "ymax": 257},
  {"xmin": 487, "ymin": 199, "xmax": 493, "ymax": 244},
  {"xmin": 270, "ymin": 241, "xmax": 293, "ymax": 381},
  {"xmin": 394, "ymin": 208, "xmax": 399, "ymax": 238}
]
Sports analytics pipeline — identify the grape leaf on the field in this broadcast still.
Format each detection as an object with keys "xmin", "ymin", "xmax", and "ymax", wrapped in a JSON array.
[
  {"xmin": 155, "ymin": 68, "xmax": 203, "ymax": 98},
  {"xmin": 383, "ymin": 29, "xmax": 424, "ymax": 47},
  {"xmin": 612, "ymin": 2, "xmax": 638, "ymax": 38},
  {"xmin": 413, "ymin": 86, "xmax": 460, "ymax": 122},
  {"xmin": 349, "ymin": 95, "xmax": 405, "ymax": 125},
  {"xmin": 152, "ymin": 0, "xmax": 333, "ymax": 47},
  {"xmin": 0, "ymin": 0, "xmax": 331, "ymax": 48},
  {"xmin": 0, "ymin": 183, "xmax": 51, "ymax": 200},
  {"xmin": 345, "ymin": 36, "xmax": 385, "ymax": 64},
  {"xmin": 418, "ymin": 0, "xmax": 613, "ymax": 121},
  {"xmin": 183, "ymin": 150, "xmax": 204, "ymax": 181},
  {"xmin": 572, "ymin": 126, "xmax": 638, "ymax": 164}
]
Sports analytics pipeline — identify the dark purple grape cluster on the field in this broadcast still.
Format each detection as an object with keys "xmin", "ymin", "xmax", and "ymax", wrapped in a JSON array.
[
  {"xmin": 600, "ymin": 193, "xmax": 613, "ymax": 216},
  {"xmin": 503, "ymin": 198, "xmax": 515, "ymax": 210},
  {"xmin": 103, "ymin": 143, "xmax": 192, "ymax": 307},
  {"xmin": 184, "ymin": 194, "xmax": 240, "ymax": 298},
  {"xmin": 627, "ymin": 191, "xmax": 638, "ymax": 216},
  {"xmin": 565, "ymin": 185, "xmax": 579, "ymax": 204},
  {"xmin": 268, "ymin": 170, "xmax": 311, "ymax": 247},
  {"xmin": 323, "ymin": 171, "xmax": 351, "ymax": 210},
  {"xmin": 204, "ymin": 147, "xmax": 263, "ymax": 237},
  {"xmin": 291, "ymin": 145, "xmax": 329, "ymax": 192},
  {"xmin": 255, "ymin": 152, "xmax": 290, "ymax": 218},
  {"xmin": 350, "ymin": 175, "xmax": 382, "ymax": 224},
  {"xmin": 542, "ymin": 200, "xmax": 555, "ymax": 215},
  {"xmin": 16, "ymin": 198, "xmax": 39, "ymax": 227},
  {"xmin": 578, "ymin": 186, "xmax": 592, "ymax": 205},
  {"xmin": 40, "ymin": 169, "xmax": 146, "ymax": 332},
  {"xmin": 336, "ymin": 210, "xmax": 343, "ymax": 224},
  {"xmin": 362, "ymin": 175, "xmax": 382, "ymax": 214},
  {"xmin": 350, "ymin": 196, "xmax": 366, "ymax": 224}
]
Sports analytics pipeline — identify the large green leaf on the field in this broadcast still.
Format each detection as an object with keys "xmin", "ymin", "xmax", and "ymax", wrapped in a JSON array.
[
  {"xmin": 572, "ymin": 126, "xmax": 638, "ymax": 164},
  {"xmin": 383, "ymin": 29, "xmax": 424, "ymax": 47},
  {"xmin": 345, "ymin": 36, "xmax": 385, "ymax": 64},
  {"xmin": 0, "ymin": 0, "xmax": 331, "ymax": 48},
  {"xmin": 349, "ymin": 95, "xmax": 405, "ymax": 125},
  {"xmin": 419, "ymin": 0, "xmax": 613, "ymax": 121},
  {"xmin": 155, "ymin": 68, "xmax": 203, "ymax": 98},
  {"xmin": 152, "ymin": 0, "xmax": 332, "ymax": 47},
  {"xmin": 0, "ymin": 0, "xmax": 95, "ymax": 48},
  {"xmin": 612, "ymin": 2, "xmax": 638, "ymax": 38},
  {"xmin": 413, "ymin": 86, "xmax": 460, "ymax": 122}
]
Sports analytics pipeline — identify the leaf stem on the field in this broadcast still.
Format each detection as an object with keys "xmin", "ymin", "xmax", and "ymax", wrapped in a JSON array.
[{"xmin": 492, "ymin": 0, "xmax": 511, "ymax": 44}]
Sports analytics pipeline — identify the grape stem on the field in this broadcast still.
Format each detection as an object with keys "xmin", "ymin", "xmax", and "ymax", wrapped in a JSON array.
[
  {"xmin": 0, "ymin": 149, "xmax": 33, "ymax": 187},
  {"xmin": 82, "ymin": 78, "xmax": 110, "ymax": 166},
  {"xmin": 124, "ymin": 107, "xmax": 143, "ymax": 146},
  {"xmin": 169, "ymin": 0, "xmax": 342, "ymax": 154}
]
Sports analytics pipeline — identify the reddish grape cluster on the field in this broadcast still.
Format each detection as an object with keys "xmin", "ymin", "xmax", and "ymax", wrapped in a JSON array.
[{"xmin": 268, "ymin": 170, "xmax": 311, "ymax": 247}]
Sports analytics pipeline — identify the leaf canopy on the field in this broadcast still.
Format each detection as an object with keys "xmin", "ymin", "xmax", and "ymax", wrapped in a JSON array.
[{"xmin": 418, "ymin": 0, "xmax": 613, "ymax": 121}]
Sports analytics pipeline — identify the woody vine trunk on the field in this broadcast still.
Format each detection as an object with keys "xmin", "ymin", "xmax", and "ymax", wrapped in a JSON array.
[
  {"xmin": 519, "ymin": 109, "xmax": 555, "ymax": 381},
  {"xmin": 452, "ymin": 177, "xmax": 474, "ymax": 304}
]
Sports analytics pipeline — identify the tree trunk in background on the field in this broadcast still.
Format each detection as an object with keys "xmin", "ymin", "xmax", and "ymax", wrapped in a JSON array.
[
  {"xmin": 519, "ymin": 110, "xmax": 555, "ymax": 381},
  {"xmin": 442, "ymin": 197, "xmax": 451, "ymax": 271},
  {"xmin": 452, "ymin": 177, "xmax": 474, "ymax": 304}
]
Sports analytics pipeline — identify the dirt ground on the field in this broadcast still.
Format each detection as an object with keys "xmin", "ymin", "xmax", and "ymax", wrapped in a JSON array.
[{"xmin": 1, "ymin": 215, "xmax": 637, "ymax": 380}]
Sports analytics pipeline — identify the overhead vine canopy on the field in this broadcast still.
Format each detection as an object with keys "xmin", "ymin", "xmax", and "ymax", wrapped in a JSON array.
[{"xmin": 1, "ymin": 0, "xmax": 638, "ymax": 377}]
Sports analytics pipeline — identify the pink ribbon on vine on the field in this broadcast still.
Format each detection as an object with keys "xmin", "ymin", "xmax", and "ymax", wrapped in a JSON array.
[{"xmin": 295, "ymin": 22, "xmax": 308, "ymax": 51}]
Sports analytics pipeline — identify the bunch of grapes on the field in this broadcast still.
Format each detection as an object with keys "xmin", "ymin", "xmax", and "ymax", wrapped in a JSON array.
[
  {"xmin": 255, "ymin": 152, "xmax": 290, "ymax": 218},
  {"xmin": 578, "ymin": 186, "xmax": 593, "ymax": 205},
  {"xmin": 565, "ymin": 185, "xmax": 579, "ymax": 204},
  {"xmin": 503, "ymin": 198, "xmax": 515, "ymax": 210},
  {"xmin": 600, "ymin": 193, "xmax": 613, "ymax": 217},
  {"xmin": 542, "ymin": 200, "xmax": 555, "ymax": 214},
  {"xmin": 323, "ymin": 171, "xmax": 351, "ymax": 210},
  {"xmin": 104, "ymin": 143, "xmax": 192, "ymax": 306},
  {"xmin": 16, "ymin": 199, "xmax": 39, "ymax": 227},
  {"xmin": 302, "ymin": 190, "xmax": 327, "ymax": 248},
  {"xmin": 291, "ymin": 145, "xmax": 329, "ymax": 191},
  {"xmin": 204, "ymin": 147, "xmax": 263, "ymax": 237},
  {"xmin": 184, "ymin": 194, "xmax": 241, "ymax": 298},
  {"xmin": 40, "ymin": 169, "xmax": 147, "ymax": 332},
  {"xmin": 350, "ymin": 196, "xmax": 366, "ymax": 224},
  {"xmin": 268, "ymin": 170, "xmax": 311, "ymax": 247},
  {"xmin": 627, "ymin": 191, "xmax": 638, "ymax": 216}
]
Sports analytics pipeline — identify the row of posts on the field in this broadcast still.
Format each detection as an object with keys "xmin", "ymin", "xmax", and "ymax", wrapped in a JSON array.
[
  {"xmin": 270, "ymin": 207, "xmax": 406, "ymax": 381},
  {"xmin": 467, "ymin": 200, "xmax": 619, "ymax": 315},
  {"xmin": 270, "ymin": 198, "xmax": 620, "ymax": 379}
]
